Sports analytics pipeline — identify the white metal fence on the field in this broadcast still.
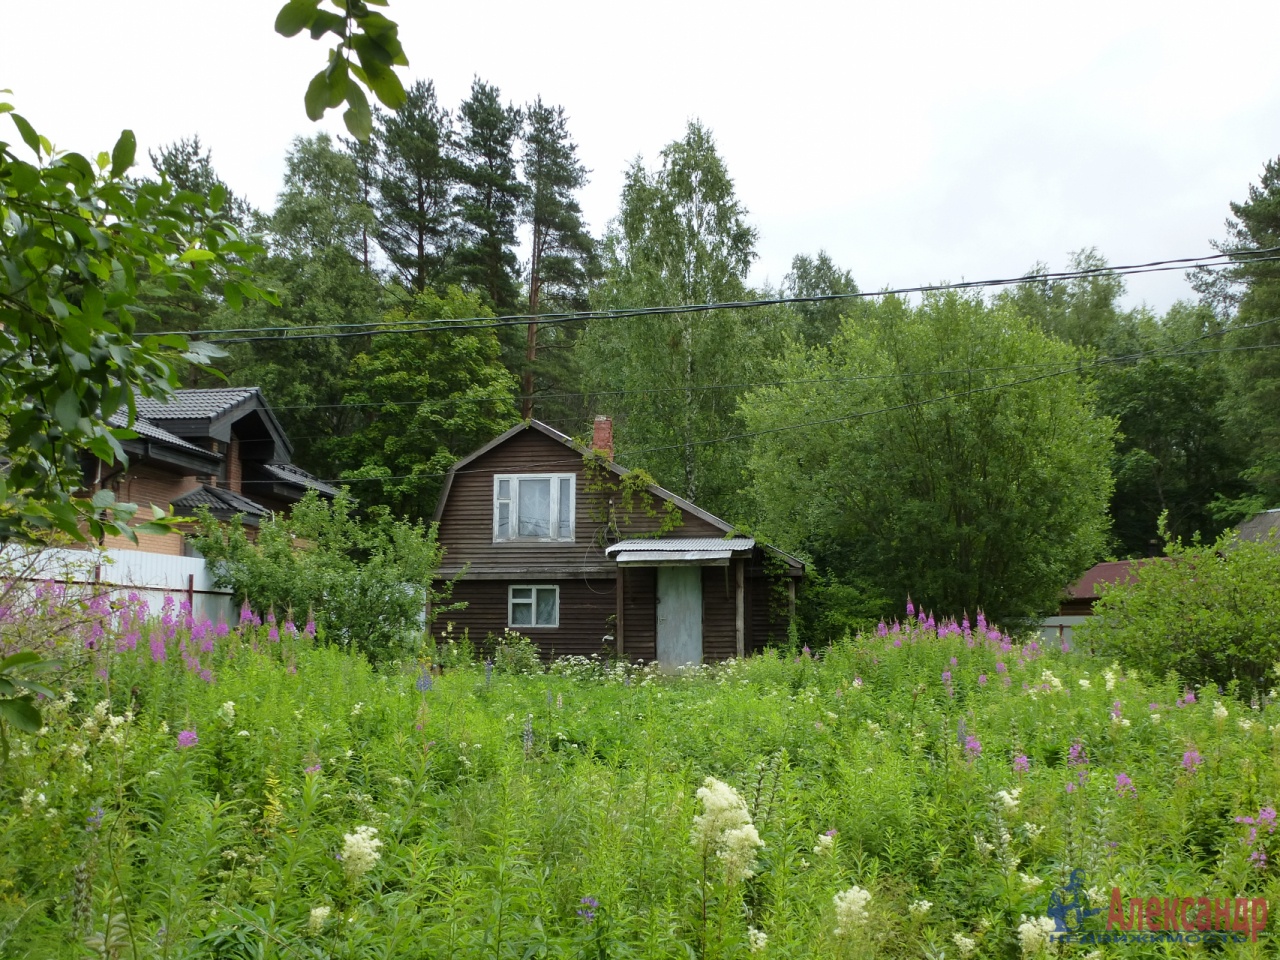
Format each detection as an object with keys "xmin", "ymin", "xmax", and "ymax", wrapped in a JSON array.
[{"xmin": 1, "ymin": 546, "xmax": 236, "ymax": 625}]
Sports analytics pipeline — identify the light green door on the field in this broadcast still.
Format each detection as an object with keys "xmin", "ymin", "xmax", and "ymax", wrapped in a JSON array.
[{"xmin": 656, "ymin": 566, "xmax": 703, "ymax": 666}]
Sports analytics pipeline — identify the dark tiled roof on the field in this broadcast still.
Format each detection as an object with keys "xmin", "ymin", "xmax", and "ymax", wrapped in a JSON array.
[
  {"xmin": 134, "ymin": 388, "xmax": 259, "ymax": 421},
  {"xmin": 172, "ymin": 484, "xmax": 269, "ymax": 518},
  {"xmin": 260, "ymin": 461, "xmax": 339, "ymax": 497},
  {"xmin": 107, "ymin": 410, "xmax": 216, "ymax": 457},
  {"xmin": 1237, "ymin": 509, "xmax": 1280, "ymax": 543}
]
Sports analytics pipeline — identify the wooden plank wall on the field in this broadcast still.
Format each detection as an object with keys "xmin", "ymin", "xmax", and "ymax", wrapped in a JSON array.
[
  {"xmin": 441, "ymin": 578, "xmax": 618, "ymax": 659},
  {"xmin": 621, "ymin": 567, "xmax": 657, "ymax": 662},
  {"xmin": 701, "ymin": 565, "xmax": 738, "ymax": 660}
]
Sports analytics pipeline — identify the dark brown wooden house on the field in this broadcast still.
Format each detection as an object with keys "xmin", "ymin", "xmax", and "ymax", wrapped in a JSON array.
[{"xmin": 431, "ymin": 418, "xmax": 804, "ymax": 665}]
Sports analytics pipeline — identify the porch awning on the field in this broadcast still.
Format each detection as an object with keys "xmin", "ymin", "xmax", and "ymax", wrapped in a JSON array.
[{"xmin": 605, "ymin": 537, "xmax": 755, "ymax": 566}]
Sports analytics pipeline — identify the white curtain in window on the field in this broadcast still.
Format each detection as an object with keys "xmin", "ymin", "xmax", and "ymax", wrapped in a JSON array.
[{"xmin": 518, "ymin": 478, "xmax": 551, "ymax": 537}]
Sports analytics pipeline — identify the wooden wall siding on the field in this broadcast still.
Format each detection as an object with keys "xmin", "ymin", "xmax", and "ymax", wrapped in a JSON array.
[
  {"xmin": 436, "ymin": 429, "xmax": 724, "ymax": 576},
  {"xmin": 441, "ymin": 578, "xmax": 618, "ymax": 659},
  {"xmin": 746, "ymin": 575, "xmax": 790, "ymax": 651},
  {"xmin": 621, "ymin": 567, "xmax": 657, "ymax": 662},
  {"xmin": 701, "ymin": 565, "xmax": 738, "ymax": 661}
]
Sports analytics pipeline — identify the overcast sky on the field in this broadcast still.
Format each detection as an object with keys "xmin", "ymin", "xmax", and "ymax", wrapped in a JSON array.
[{"xmin": 6, "ymin": 1, "xmax": 1279, "ymax": 312}]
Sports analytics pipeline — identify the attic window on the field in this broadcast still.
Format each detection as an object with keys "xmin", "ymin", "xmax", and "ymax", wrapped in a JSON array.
[{"xmin": 493, "ymin": 474, "xmax": 575, "ymax": 542}]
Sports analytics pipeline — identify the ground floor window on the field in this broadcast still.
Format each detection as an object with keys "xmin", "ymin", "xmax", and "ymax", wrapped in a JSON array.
[{"xmin": 509, "ymin": 585, "xmax": 559, "ymax": 628}]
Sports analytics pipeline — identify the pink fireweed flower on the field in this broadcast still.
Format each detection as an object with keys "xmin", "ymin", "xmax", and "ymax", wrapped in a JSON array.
[
  {"xmin": 1013, "ymin": 754, "xmax": 1030, "ymax": 773},
  {"xmin": 877, "ymin": 621, "xmax": 888, "ymax": 637},
  {"xmin": 239, "ymin": 601, "xmax": 254, "ymax": 624},
  {"xmin": 1068, "ymin": 741, "xmax": 1087, "ymax": 767},
  {"xmin": 1066, "ymin": 781, "xmax": 1077, "ymax": 794},
  {"xmin": 1115, "ymin": 772, "xmax": 1136, "ymax": 797},
  {"xmin": 1182, "ymin": 749, "xmax": 1203, "ymax": 772},
  {"xmin": 978, "ymin": 673, "xmax": 988, "ymax": 686},
  {"xmin": 305, "ymin": 763, "xmax": 322, "ymax": 774},
  {"xmin": 906, "ymin": 597, "xmax": 915, "ymax": 617},
  {"xmin": 177, "ymin": 730, "xmax": 198, "ymax": 749},
  {"xmin": 995, "ymin": 661, "xmax": 1007, "ymax": 674},
  {"xmin": 1111, "ymin": 701, "xmax": 1123, "ymax": 720},
  {"xmin": 304, "ymin": 617, "xmax": 317, "ymax": 638},
  {"xmin": 284, "ymin": 620, "xmax": 297, "ymax": 636},
  {"xmin": 964, "ymin": 735, "xmax": 982, "ymax": 762},
  {"xmin": 268, "ymin": 625, "xmax": 279, "ymax": 642},
  {"xmin": 949, "ymin": 656, "xmax": 958, "ymax": 667}
]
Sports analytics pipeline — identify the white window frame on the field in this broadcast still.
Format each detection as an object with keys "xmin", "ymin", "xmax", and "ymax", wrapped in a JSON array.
[
  {"xmin": 493, "ymin": 473, "xmax": 575, "ymax": 542},
  {"xmin": 508, "ymin": 584, "xmax": 560, "ymax": 629}
]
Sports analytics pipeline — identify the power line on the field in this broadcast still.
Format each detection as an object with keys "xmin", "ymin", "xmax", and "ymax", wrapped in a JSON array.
[
  {"xmin": 296, "ymin": 336, "xmax": 1280, "ymax": 486},
  {"xmin": 184, "ymin": 249, "xmax": 1280, "ymax": 345}
]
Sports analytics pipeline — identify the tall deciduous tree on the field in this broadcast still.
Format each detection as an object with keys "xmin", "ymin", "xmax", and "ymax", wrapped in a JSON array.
[
  {"xmin": 783, "ymin": 251, "xmax": 858, "ymax": 347},
  {"xmin": 521, "ymin": 97, "xmax": 598, "ymax": 420},
  {"xmin": 376, "ymin": 80, "xmax": 454, "ymax": 292},
  {"xmin": 452, "ymin": 78, "xmax": 524, "ymax": 314},
  {"xmin": 334, "ymin": 288, "xmax": 520, "ymax": 521},
  {"xmin": 578, "ymin": 121, "xmax": 771, "ymax": 513},
  {"xmin": 740, "ymin": 292, "xmax": 1115, "ymax": 623}
]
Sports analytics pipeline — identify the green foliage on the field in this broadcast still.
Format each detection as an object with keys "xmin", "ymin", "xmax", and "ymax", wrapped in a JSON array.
[
  {"xmin": 0, "ymin": 101, "xmax": 269, "ymax": 544},
  {"xmin": 490, "ymin": 629, "xmax": 542, "ymax": 675},
  {"xmin": 331, "ymin": 287, "xmax": 520, "ymax": 521},
  {"xmin": 1077, "ymin": 524, "xmax": 1280, "ymax": 694},
  {"xmin": 580, "ymin": 121, "xmax": 788, "ymax": 514},
  {"xmin": 741, "ymin": 291, "xmax": 1115, "ymax": 622},
  {"xmin": 783, "ymin": 250, "xmax": 859, "ymax": 347},
  {"xmin": 5, "ymin": 596, "xmax": 1280, "ymax": 957},
  {"xmin": 0, "ymin": 650, "xmax": 59, "ymax": 763},
  {"xmin": 274, "ymin": 0, "xmax": 409, "ymax": 140},
  {"xmin": 189, "ymin": 492, "xmax": 444, "ymax": 662}
]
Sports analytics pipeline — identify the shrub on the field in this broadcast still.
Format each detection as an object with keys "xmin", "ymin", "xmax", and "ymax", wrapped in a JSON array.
[
  {"xmin": 1076, "ymin": 526, "xmax": 1280, "ymax": 694},
  {"xmin": 189, "ymin": 493, "xmax": 445, "ymax": 663},
  {"xmin": 491, "ymin": 629, "xmax": 542, "ymax": 675}
]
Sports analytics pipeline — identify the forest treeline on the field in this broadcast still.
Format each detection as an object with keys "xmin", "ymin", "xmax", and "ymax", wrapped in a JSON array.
[{"xmin": 147, "ymin": 75, "xmax": 1280, "ymax": 630}]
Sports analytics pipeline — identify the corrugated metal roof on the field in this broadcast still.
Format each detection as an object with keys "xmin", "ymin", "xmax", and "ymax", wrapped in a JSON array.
[
  {"xmin": 606, "ymin": 537, "xmax": 755, "ymax": 554},
  {"xmin": 107, "ymin": 410, "xmax": 216, "ymax": 457},
  {"xmin": 134, "ymin": 388, "xmax": 259, "ymax": 421},
  {"xmin": 172, "ymin": 484, "xmax": 269, "ymax": 517},
  {"xmin": 260, "ymin": 461, "xmax": 339, "ymax": 497}
]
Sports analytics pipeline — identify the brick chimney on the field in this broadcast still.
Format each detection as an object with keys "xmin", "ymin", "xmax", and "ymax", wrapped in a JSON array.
[{"xmin": 591, "ymin": 415, "xmax": 614, "ymax": 460}]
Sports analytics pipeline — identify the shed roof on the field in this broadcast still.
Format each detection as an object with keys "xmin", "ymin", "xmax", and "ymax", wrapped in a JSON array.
[
  {"xmin": 259, "ymin": 461, "xmax": 340, "ymax": 498},
  {"xmin": 606, "ymin": 537, "xmax": 756, "ymax": 565},
  {"xmin": 172, "ymin": 484, "xmax": 270, "ymax": 521},
  {"xmin": 107, "ymin": 410, "xmax": 215, "ymax": 458}
]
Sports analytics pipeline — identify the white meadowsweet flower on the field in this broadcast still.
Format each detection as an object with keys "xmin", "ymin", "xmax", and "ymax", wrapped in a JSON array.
[
  {"xmin": 217, "ymin": 701, "xmax": 236, "ymax": 725},
  {"xmin": 1019, "ymin": 873, "xmax": 1044, "ymax": 891},
  {"xmin": 996, "ymin": 788, "xmax": 1022, "ymax": 811},
  {"xmin": 351, "ymin": 702, "xmax": 364, "ymax": 717},
  {"xmin": 1150, "ymin": 713, "xmax": 1161, "ymax": 723},
  {"xmin": 1077, "ymin": 678, "xmax": 1091, "ymax": 690},
  {"xmin": 719, "ymin": 823, "xmax": 764, "ymax": 882},
  {"xmin": 308, "ymin": 905, "xmax": 331, "ymax": 934},
  {"xmin": 974, "ymin": 833, "xmax": 995, "ymax": 857},
  {"xmin": 1103, "ymin": 668, "xmax": 1118, "ymax": 691},
  {"xmin": 692, "ymin": 777, "xmax": 763, "ymax": 883},
  {"xmin": 1016, "ymin": 915, "xmax": 1057, "ymax": 955},
  {"xmin": 747, "ymin": 926, "xmax": 768, "ymax": 953},
  {"xmin": 1213, "ymin": 701, "xmax": 1229, "ymax": 721},
  {"xmin": 908, "ymin": 899, "xmax": 932, "ymax": 918},
  {"xmin": 813, "ymin": 832, "xmax": 835, "ymax": 855},
  {"xmin": 1239, "ymin": 718, "xmax": 1256, "ymax": 732},
  {"xmin": 953, "ymin": 932, "xmax": 977, "ymax": 957},
  {"xmin": 341, "ymin": 825, "xmax": 382, "ymax": 880},
  {"xmin": 1023, "ymin": 822, "xmax": 1045, "ymax": 841},
  {"xmin": 833, "ymin": 885, "xmax": 872, "ymax": 935}
]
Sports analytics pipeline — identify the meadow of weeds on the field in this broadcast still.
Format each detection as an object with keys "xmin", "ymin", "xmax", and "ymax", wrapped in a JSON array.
[{"xmin": 2, "ymin": 587, "xmax": 1277, "ymax": 959}]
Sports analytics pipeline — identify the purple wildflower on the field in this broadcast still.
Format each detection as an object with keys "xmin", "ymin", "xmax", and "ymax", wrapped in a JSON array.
[
  {"xmin": 416, "ymin": 669, "xmax": 433, "ymax": 693},
  {"xmin": 1066, "ymin": 781, "xmax": 1077, "ymax": 794},
  {"xmin": 177, "ymin": 730, "xmax": 198, "ymax": 749},
  {"xmin": 1068, "ymin": 741, "xmax": 1088, "ymax": 767},
  {"xmin": 941, "ymin": 670, "xmax": 952, "ymax": 684},
  {"xmin": 995, "ymin": 661, "xmax": 1007, "ymax": 674},
  {"xmin": 906, "ymin": 597, "xmax": 915, "ymax": 617},
  {"xmin": 1115, "ymin": 772, "xmax": 1136, "ymax": 798},
  {"xmin": 964, "ymin": 735, "xmax": 982, "ymax": 762},
  {"xmin": 1111, "ymin": 701, "xmax": 1123, "ymax": 721},
  {"xmin": 305, "ymin": 763, "xmax": 322, "ymax": 775},
  {"xmin": 86, "ymin": 805, "xmax": 105, "ymax": 830},
  {"xmin": 1013, "ymin": 754, "xmax": 1030, "ymax": 773},
  {"xmin": 978, "ymin": 674, "xmax": 988, "ymax": 686},
  {"xmin": 577, "ymin": 896, "xmax": 599, "ymax": 922},
  {"xmin": 1182, "ymin": 749, "xmax": 1203, "ymax": 773}
]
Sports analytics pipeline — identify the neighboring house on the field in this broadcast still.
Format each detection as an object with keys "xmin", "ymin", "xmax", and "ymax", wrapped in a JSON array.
[
  {"xmin": 84, "ymin": 387, "xmax": 337, "ymax": 555},
  {"xmin": 1237, "ymin": 508, "xmax": 1280, "ymax": 543},
  {"xmin": 432, "ymin": 418, "xmax": 804, "ymax": 665},
  {"xmin": 1040, "ymin": 559, "xmax": 1156, "ymax": 644}
]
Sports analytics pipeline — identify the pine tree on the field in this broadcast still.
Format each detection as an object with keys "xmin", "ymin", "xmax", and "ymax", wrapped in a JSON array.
[
  {"xmin": 451, "ymin": 78, "xmax": 524, "ymax": 314},
  {"xmin": 376, "ymin": 80, "xmax": 454, "ymax": 292},
  {"xmin": 521, "ymin": 97, "xmax": 598, "ymax": 419}
]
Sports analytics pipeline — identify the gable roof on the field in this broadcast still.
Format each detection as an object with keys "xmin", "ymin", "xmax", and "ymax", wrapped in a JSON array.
[
  {"xmin": 433, "ymin": 420, "xmax": 804, "ymax": 571},
  {"xmin": 133, "ymin": 387, "xmax": 294, "ymax": 460},
  {"xmin": 107, "ymin": 409, "xmax": 217, "ymax": 459},
  {"xmin": 172, "ymin": 484, "xmax": 270, "ymax": 524},
  {"xmin": 1066, "ymin": 559, "xmax": 1165, "ymax": 600}
]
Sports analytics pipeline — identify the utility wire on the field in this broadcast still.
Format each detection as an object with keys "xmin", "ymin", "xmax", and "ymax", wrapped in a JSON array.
[{"xmin": 183, "ymin": 249, "xmax": 1280, "ymax": 345}]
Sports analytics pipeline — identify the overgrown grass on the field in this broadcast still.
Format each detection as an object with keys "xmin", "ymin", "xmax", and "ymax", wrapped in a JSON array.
[{"xmin": 2, "ymin": 594, "xmax": 1277, "ymax": 958}]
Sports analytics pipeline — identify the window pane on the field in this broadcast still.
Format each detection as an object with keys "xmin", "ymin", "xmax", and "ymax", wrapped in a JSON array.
[
  {"xmin": 517, "ymin": 478, "xmax": 551, "ymax": 537},
  {"xmin": 511, "ymin": 601, "xmax": 533, "ymax": 626},
  {"xmin": 497, "ymin": 501, "xmax": 510, "ymax": 539},
  {"xmin": 498, "ymin": 478, "xmax": 510, "ymax": 499},
  {"xmin": 511, "ymin": 587, "xmax": 533, "ymax": 600},
  {"xmin": 535, "ymin": 588, "xmax": 557, "ymax": 625},
  {"xmin": 557, "ymin": 477, "xmax": 572, "ymax": 538}
]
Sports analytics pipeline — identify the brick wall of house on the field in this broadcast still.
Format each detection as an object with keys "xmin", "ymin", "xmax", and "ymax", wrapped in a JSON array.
[{"xmin": 227, "ymin": 438, "xmax": 243, "ymax": 493}]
